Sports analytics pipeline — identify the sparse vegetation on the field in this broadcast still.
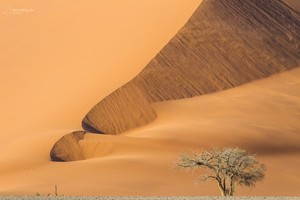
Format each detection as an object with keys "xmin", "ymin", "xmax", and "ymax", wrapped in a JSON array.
[
  {"xmin": 177, "ymin": 147, "xmax": 266, "ymax": 196},
  {"xmin": 36, "ymin": 185, "xmax": 59, "ymax": 196},
  {"xmin": 55, "ymin": 184, "xmax": 58, "ymax": 196}
]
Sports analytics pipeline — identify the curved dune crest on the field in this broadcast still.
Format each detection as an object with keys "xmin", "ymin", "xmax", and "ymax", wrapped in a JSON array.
[
  {"xmin": 83, "ymin": 0, "xmax": 300, "ymax": 134},
  {"xmin": 0, "ymin": 0, "xmax": 300, "ymax": 195},
  {"xmin": 82, "ymin": 84, "xmax": 157, "ymax": 134},
  {"xmin": 50, "ymin": 131, "xmax": 86, "ymax": 162}
]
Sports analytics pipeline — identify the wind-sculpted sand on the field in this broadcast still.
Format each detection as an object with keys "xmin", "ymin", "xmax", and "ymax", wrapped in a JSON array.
[
  {"xmin": 1, "ymin": 0, "xmax": 300, "ymax": 197},
  {"xmin": 284, "ymin": 0, "xmax": 300, "ymax": 10},
  {"xmin": 0, "ymin": 0, "xmax": 202, "ymax": 195},
  {"xmin": 50, "ymin": 131, "xmax": 86, "ymax": 162},
  {"xmin": 1, "ymin": 67, "xmax": 300, "ymax": 196},
  {"xmin": 83, "ymin": 0, "xmax": 300, "ymax": 134}
]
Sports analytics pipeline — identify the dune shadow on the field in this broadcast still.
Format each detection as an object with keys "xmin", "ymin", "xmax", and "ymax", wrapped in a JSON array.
[{"xmin": 81, "ymin": 121, "xmax": 103, "ymax": 134}]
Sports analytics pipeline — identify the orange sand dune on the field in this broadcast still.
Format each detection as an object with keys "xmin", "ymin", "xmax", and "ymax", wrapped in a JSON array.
[
  {"xmin": 0, "ymin": 0, "xmax": 202, "ymax": 195},
  {"xmin": 82, "ymin": 0, "xmax": 300, "ymax": 135},
  {"xmin": 1, "ymin": 0, "xmax": 300, "ymax": 196},
  {"xmin": 1, "ymin": 67, "xmax": 299, "ymax": 196},
  {"xmin": 284, "ymin": 0, "xmax": 300, "ymax": 10},
  {"xmin": 0, "ymin": 0, "xmax": 202, "ymax": 138},
  {"xmin": 0, "ymin": 0, "xmax": 201, "ymax": 177}
]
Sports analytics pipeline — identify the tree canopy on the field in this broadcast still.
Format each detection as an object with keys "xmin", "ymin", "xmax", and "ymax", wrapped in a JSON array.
[{"xmin": 177, "ymin": 147, "xmax": 266, "ymax": 196}]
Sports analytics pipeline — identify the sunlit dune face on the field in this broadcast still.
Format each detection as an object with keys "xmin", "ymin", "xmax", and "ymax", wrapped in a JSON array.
[
  {"xmin": 0, "ymin": 0, "xmax": 202, "ymax": 136},
  {"xmin": 0, "ymin": 0, "xmax": 300, "ymax": 196}
]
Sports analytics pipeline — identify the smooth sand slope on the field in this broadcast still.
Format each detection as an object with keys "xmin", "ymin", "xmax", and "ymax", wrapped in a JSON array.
[
  {"xmin": 0, "ymin": 0, "xmax": 202, "ymax": 139},
  {"xmin": 1, "ymin": 0, "xmax": 300, "ymax": 196},
  {"xmin": 83, "ymin": 0, "xmax": 300, "ymax": 135},
  {"xmin": 1, "ymin": 67, "xmax": 300, "ymax": 196},
  {"xmin": 0, "ymin": 0, "xmax": 201, "ymax": 186},
  {"xmin": 0, "ymin": 0, "xmax": 202, "ymax": 195}
]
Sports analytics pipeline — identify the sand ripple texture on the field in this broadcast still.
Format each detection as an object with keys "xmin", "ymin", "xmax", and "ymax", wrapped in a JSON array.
[{"xmin": 83, "ymin": 0, "xmax": 300, "ymax": 134}]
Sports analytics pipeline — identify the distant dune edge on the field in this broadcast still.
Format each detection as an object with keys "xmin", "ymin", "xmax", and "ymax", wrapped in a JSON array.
[{"xmin": 82, "ymin": 0, "xmax": 300, "ymax": 135}]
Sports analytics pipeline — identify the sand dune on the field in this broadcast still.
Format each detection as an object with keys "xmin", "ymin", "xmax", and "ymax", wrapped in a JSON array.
[
  {"xmin": 284, "ymin": 0, "xmax": 300, "ymax": 11},
  {"xmin": 0, "ymin": 0, "xmax": 202, "ymax": 171},
  {"xmin": 1, "ymin": 67, "xmax": 300, "ymax": 196},
  {"xmin": 0, "ymin": 0, "xmax": 202, "ymax": 137},
  {"xmin": 50, "ymin": 131, "xmax": 86, "ymax": 162},
  {"xmin": 0, "ymin": 0, "xmax": 202, "ymax": 195},
  {"xmin": 83, "ymin": 0, "xmax": 300, "ymax": 134},
  {"xmin": 1, "ymin": 0, "xmax": 300, "ymax": 196}
]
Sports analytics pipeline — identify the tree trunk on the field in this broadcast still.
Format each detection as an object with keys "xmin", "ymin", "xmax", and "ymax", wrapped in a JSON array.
[
  {"xmin": 229, "ymin": 176, "xmax": 235, "ymax": 196},
  {"xmin": 218, "ymin": 182, "xmax": 226, "ymax": 196},
  {"xmin": 223, "ymin": 178, "xmax": 227, "ymax": 196}
]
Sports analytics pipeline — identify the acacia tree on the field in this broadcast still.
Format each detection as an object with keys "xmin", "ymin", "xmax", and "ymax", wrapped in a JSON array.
[{"xmin": 177, "ymin": 147, "xmax": 266, "ymax": 196}]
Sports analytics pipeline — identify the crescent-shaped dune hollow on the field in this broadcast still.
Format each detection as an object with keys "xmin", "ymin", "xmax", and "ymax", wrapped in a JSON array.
[{"xmin": 82, "ymin": 0, "xmax": 300, "ymax": 135}]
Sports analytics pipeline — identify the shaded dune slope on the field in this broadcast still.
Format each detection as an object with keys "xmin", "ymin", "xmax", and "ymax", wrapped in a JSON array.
[
  {"xmin": 84, "ymin": 0, "xmax": 300, "ymax": 135},
  {"xmin": 50, "ymin": 131, "xmax": 86, "ymax": 162}
]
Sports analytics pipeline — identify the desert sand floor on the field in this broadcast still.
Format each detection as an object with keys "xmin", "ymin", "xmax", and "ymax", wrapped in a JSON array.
[{"xmin": 0, "ymin": 67, "xmax": 300, "ymax": 196}]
